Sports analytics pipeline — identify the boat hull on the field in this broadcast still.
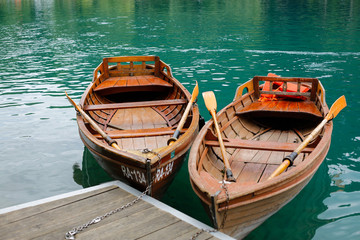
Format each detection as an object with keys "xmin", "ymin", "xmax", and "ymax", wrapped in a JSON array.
[
  {"xmin": 80, "ymin": 123, "xmax": 197, "ymax": 199},
  {"xmin": 189, "ymin": 75, "xmax": 333, "ymax": 238},
  {"xmin": 190, "ymin": 125, "xmax": 331, "ymax": 238},
  {"xmin": 76, "ymin": 56, "xmax": 200, "ymax": 199}
]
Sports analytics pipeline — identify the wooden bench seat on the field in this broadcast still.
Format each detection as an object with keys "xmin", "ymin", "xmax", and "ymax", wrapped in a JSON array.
[
  {"xmin": 205, "ymin": 138, "xmax": 314, "ymax": 153},
  {"xmin": 93, "ymin": 127, "xmax": 187, "ymax": 139},
  {"xmin": 94, "ymin": 75, "xmax": 172, "ymax": 95},
  {"xmin": 236, "ymin": 99, "xmax": 323, "ymax": 120},
  {"xmin": 83, "ymin": 99, "xmax": 187, "ymax": 111}
]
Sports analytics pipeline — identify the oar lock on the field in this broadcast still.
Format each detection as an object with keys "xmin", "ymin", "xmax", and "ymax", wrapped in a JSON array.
[
  {"xmin": 104, "ymin": 136, "xmax": 117, "ymax": 146},
  {"xmin": 282, "ymin": 152, "xmax": 298, "ymax": 167}
]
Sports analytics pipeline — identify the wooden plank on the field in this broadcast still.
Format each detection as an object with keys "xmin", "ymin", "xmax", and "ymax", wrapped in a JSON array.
[
  {"xmin": 78, "ymin": 205, "xmax": 179, "ymax": 239},
  {"xmin": 205, "ymin": 138, "xmax": 314, "ymax": 153},
  {"xmin": 236, "ymin": 99, "xmax": 322, "ymax": 118},
  {"xmin": 113, "ymin": 78, "xmax": 127, "ymax": 87},
  {"xmin": 0, "ymin": 185, "xmax": 119, "ymax": 223},
  {"xmin": 236, "ymin": 163, "xmax": 266, "ymax": 185},
  {"xmin": 106, "ymin": 56, "xmax": 157, "ymax": 63},
  {"xmin": 84, "ymin": 99, "xmax": 187, "ymax": 111},
  {"xmin": 147, "ymin": 221, "xmax": 219, "ymax": 240},
  {"xmin": 137, "ymin": 76, "xmax": 152, "ymax": 86},
  {"xmin": 127, "ymin": 76, "xmax": 140, "ymax": 87},
  {"xmin": 95, "ymin": 127, "xmax": 182, "ymax": 139},
  {"xmin": 266, "ymin": 130, "xmax": 289, "ymax": 165},
  {"xmin": 94, "ymin": 75, "xmax": 172, "ymax": 93},
  {"xmin": 258, "ymin": 164, "xmax": 279, "ymax": 182},
  {"xmin": 0, "ymin": 181, "xmax": 231, "ymax": 240},
  {"xmin": 230, "ymin": 160, "xmax": 246, "ymax": 180},
  {"xmin": 250, "ymin": 130, "xmax": 281, "ymax": 164},
  {"xmin": 0, "ymin": 188, "xmax": 145, "ymax": 239}
]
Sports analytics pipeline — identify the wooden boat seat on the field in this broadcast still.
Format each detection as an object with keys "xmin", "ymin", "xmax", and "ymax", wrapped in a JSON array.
[
  {"xmin": 236, "ymin": 100, "xmax": 323, "ymax": 120},
  {"xmin": 93, "ymin": 127, "xmax": 187, "ymax": 139},
  {"xmin": 94, "ymin": 75, "xmax": 173, "ymax": 96},
  {"xmin": 83, "ymin": 99, "xmax": 187, "ymax": 111},
  {"xmin": 205, "ymin": 138, "xmax": 314, "ymax": 153}
]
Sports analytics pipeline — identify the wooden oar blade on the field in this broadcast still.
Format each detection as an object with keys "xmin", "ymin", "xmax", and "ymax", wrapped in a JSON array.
[
  {"xmin": 191, "ymin": 81, "xmax": 199, "ymax": 102},
  {"xmin": 203, "ymin": 91, "xmax": 217, "ymax": 112},
  {"xmin": 326, "ymin": 95, "xmax": 347, "ymax": 120},
  {"xmin": 65, "ymin": 91, "xmax": 77, "ymax": 108}
]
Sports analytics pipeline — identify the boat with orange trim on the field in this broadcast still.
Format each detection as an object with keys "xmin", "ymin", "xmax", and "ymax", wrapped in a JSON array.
[{"xmin": 188, "ymin": 74, "xmax": 334, "ymax": 238}]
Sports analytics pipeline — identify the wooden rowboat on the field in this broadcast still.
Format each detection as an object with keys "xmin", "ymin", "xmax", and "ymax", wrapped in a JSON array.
[
  {"xmin": 189, "ymin": 74, "xmax": 334, "ymax": 238},
  {"xmin": 76, "ymin": 56, "xmax": 200, "ymax": 199}
]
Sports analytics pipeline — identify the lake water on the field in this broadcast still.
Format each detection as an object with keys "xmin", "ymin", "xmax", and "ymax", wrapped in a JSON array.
[{"xmin": 1, "ymin": 0, "xmax": 359, "ymax": 239}]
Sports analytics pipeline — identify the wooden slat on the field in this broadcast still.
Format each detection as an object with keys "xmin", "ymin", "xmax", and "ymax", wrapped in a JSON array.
[
  {"xmin": 205, "ymin": 138, "xmax": 314, "ymax": 153},
  {"xmin": 258, "ymin": 164, "xmax": 280, "ymax": 182},
  {"xmin": 95, "ymin": 76, "xmax": 171, "ymax": 90},
  {"xmin": 236, "ymin": 99, "xmax": 322, "ymax": 118},
  {"xmin": 83, "ymin": 99, "xmax": 187, "ymax": 111},
  {"xmin": 0, "ymin": 186, "xmax": 119, "ymax": 223},
  {"xmin": 0, "ymin": 183, "xmax": 223, "ymax": 240},
  {"xmin": 94, "ymin": 127, "xmax": 186, "ymax": 139},
  {"xmin": 236, "ymin": 163, "xmax": 266, "ymax": 185},
  {"xmin": 106, "ymin": 56, "xmax": 157, "ymax": 63}
]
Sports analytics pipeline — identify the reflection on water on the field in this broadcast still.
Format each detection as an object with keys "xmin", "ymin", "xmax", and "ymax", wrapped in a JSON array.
[
  {"xmin": 1, "ymin": 0, "xmax": 360, "ymax": 239},
  {"xmin": 72, "ymin": 148, "xmax": 113, "ymax": 188}
]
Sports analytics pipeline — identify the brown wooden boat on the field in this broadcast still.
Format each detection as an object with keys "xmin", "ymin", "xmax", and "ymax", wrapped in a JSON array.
[
  {"xmin": 76, "ymin": 56, "xmax": 200, "ymax": 199},
  {"xmin": 189, "ymin": 74, "xmax": 333, "ymax": 238}
]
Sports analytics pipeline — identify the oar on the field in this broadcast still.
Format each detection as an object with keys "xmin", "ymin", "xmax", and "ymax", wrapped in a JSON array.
[
  {"xmin": 268, "ymin": 95, "xmax": 347, "ymax": 180},
  {"xmin": 167, "ymin": 81, "xmax": 199, "ymax": 146},
  {"xmin": 203, "ymin": 91, "xmax": 236, "ymax": 182},
  {"xmin": 65, "ymin": 92, "xmax": 121, "ymax": 151}
]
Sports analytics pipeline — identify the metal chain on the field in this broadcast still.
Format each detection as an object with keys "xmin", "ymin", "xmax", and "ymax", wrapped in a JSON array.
[
  {"xmin": 65, "ymin": 185, "xmax": 151, "ymax": 239},
  {"xmin": 219, "ymin": 179, "xmax": 230, "ymax": 230},
  {"xmin": 191, "ymin": 179, "xmax": 230, "ymax": 240},
  {"xmin": 65, "ymin": 149, "xmax": 161, "ymax": 240}
]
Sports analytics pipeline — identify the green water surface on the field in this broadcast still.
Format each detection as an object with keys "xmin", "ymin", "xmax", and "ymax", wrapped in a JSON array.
[{"xmin": 1, "ymin": 0, "xmax": 359, "ymax": 239}]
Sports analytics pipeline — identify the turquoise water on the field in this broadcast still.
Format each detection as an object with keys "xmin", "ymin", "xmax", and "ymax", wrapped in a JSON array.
[{"xmin": 1, "ymin": 0, "xmax": 359, "ymax": 239}]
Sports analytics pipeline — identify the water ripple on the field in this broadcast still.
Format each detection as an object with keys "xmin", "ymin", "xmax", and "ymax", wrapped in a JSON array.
[{"xmin": 246, "ymin": 49, "xmax": 360, "ymax": 56}]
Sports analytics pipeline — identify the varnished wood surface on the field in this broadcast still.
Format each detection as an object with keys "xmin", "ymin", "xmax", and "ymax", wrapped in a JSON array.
[
  {"xmin": 76, "ymin": 56, "xmax": 200, "ymax": 198},
  {"xmin": 83, "ymin": 99, "xmax": 187, "ymax": 111},
  {"xmin": 0, "ymin": 182, "xmax": 233, "ymax": 240},
  {"xmin": 188, "ymin": 76, "xmax": 332, "ymax": 239},
  {"xmin": 94, "ymin": 75, "xmax": 173, "ymax": 95},
  {"xmin": 237, "ymin": 100, "xmax": 323, "ymax": 119}
]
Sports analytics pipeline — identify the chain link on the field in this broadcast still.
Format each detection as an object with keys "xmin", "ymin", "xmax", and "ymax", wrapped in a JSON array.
[
  {"xmin": 191, "ymin": 179, "xmax": 230, "ymax": 240},
  {"xmin": 65, "ymin": 149, "xmax": 161, "ymax": 240}
]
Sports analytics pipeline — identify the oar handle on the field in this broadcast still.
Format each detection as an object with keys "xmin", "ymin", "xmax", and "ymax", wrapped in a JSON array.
[
  {"xmin": 268, "ymin": 117, "xmax": 331, "ymax": 179},
  {"xmin": 211, "ymin": 110, "xmax": 236, "ymax": 182},
  {"xmin": 268, "ymin": 95, "xmax": 346, "ymax": 180},
  {"xmin": 66, "ymin": 92, "xmax": 121, "ymax": 150},
  {"xmin": 168, "ymin": 82, "xmax": 199, "ymax": 146},
  {"xmin": 167, "ymin": 100, "xmax": 193, "ymax": 145}
]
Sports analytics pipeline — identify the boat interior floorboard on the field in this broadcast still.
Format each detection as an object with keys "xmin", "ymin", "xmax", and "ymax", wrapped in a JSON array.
[
  {"xmin": 204, "ymin": 126, "xmax": 312, "ymax": 184},
  {"xmin": 102, "ymin": 107, "xmax": 170, "ymax": 151}
]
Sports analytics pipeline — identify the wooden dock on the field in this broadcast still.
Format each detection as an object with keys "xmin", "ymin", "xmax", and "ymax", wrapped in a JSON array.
[{"xmin": 0, "ymin": 181, "xmax": 234, "ymax": 240}]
